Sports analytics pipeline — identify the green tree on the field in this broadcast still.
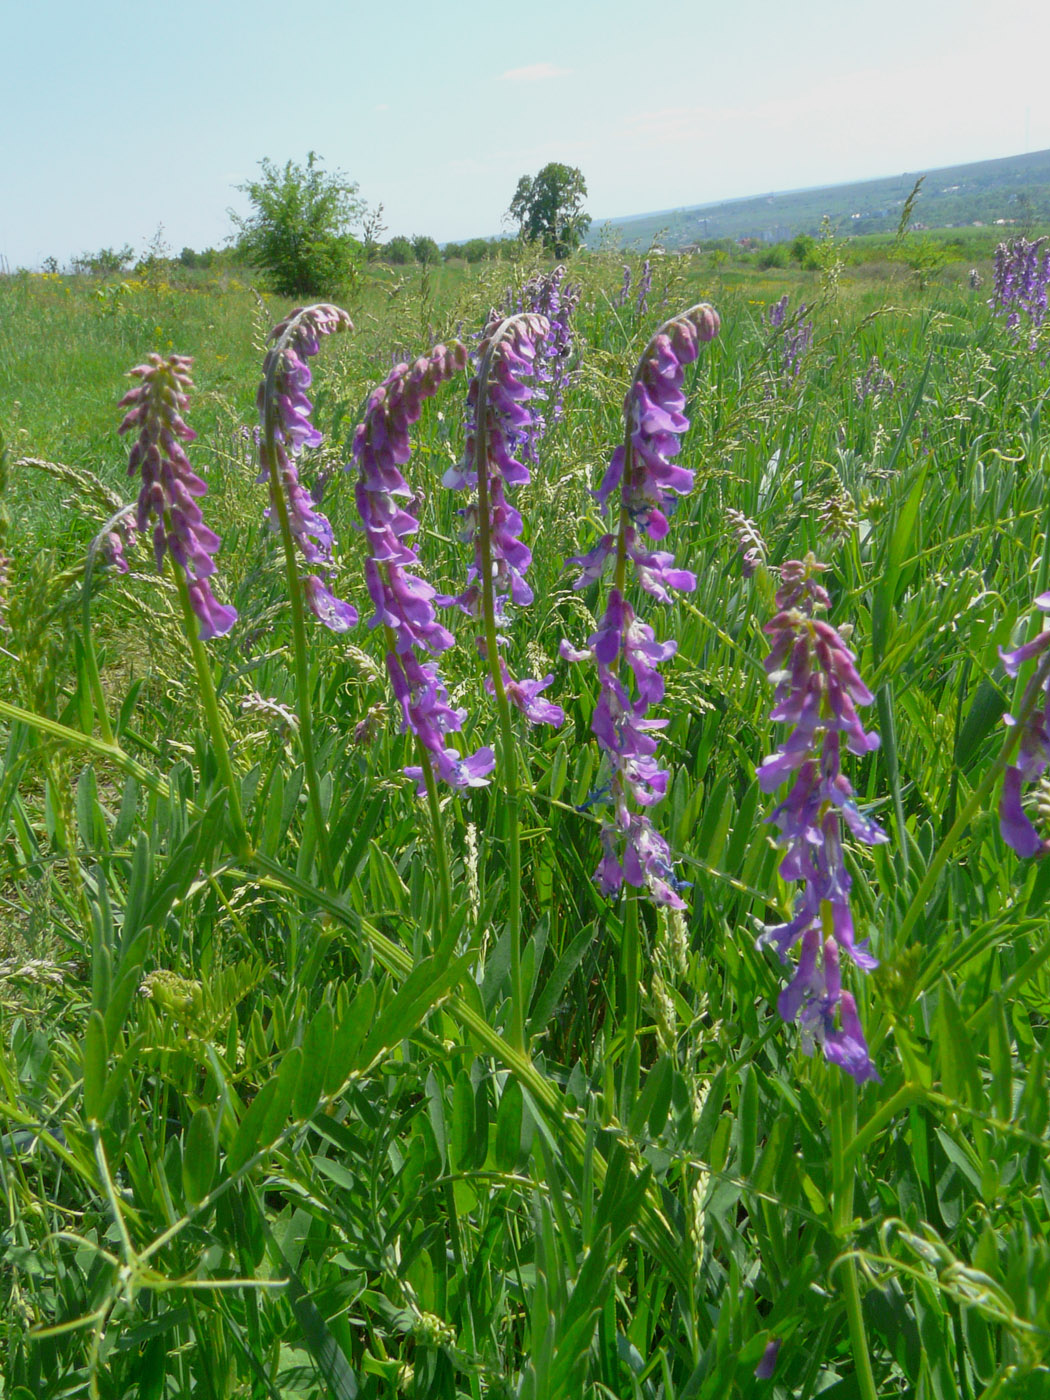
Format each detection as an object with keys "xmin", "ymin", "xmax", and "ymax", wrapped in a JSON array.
[
  {"xmin": 508, "ymin": 163, "xmax": 590, "ymax": 256},
  {"xmin": 230, "ymin": 152, "xmax": 365, "ymax": 297},
  {"xmin": 411, "ymin": 235, "xmax": 440, "ymax": 265},
  {"xmin": 384, "ymin": 235, "xmax": 414, "ymax": 265}
]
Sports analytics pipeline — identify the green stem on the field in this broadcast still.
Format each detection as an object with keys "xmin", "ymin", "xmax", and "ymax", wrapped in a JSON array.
[
  {"xmin": 622, "ymin": 894, "xmax": 640, "ymax": 1052},
  {"xmin": 171, "ymin": 564, "xmax": 251, "ymax": 862},
  {"xmin": 419, "ymin": 735, "xmax": 452, "ymax": 945},
  {"xmin": 381, "ymin": 619, "xmax": 453, "ymax": 950},
  {"xmin": 474, "ymin": 323, "xmax": 525, "ymax": 1051},
  {"xmin": 831, "ymin": 1072, "xmax": 879, "ymax": 1400},
  {"xmin": 261, "ymin": 346, "xmax": 335, "ymax": 890}
]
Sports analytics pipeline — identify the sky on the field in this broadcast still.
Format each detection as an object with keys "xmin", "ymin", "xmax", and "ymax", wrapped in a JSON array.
[{"xmin": 2, "ymin": 0, "xmax": 1049, "ymax": 270}]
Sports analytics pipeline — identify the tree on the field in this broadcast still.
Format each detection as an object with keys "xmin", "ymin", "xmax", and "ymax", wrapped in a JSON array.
[
  {"xmin": 383, "ymin": 236, "xmax": 414, "ymax": 265},
  {"xmin": 230, "ymin": 153, "xmax": 365, "ymax": 297},
  {"xmin": 411, "ymin": 235, "xmax": 440, "ymax": 265},
  {"xmin": 508, "ymin": 163, "xmax": 590, "ymax": 256}
]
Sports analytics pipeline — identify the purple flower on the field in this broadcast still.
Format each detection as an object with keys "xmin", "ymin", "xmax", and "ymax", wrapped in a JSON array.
[
  {"xmin": 757, "ymin": 553, "xmax": 885, "ymax": 1084},
  {"xmin": 990, "ymin": 236, "xmax": 1050, "ymax": 348},
  {"xmin": 502, "ymin": 266, "xmax": 581, "ymax": 458},
  {"xmin": 562, "ymin": 304, "xmax": 720, "ymax": 906},
  {"xmin": 349, "ymin": 341, "xmax": 494, "ymax": 794},
  {"xmin": 998, "ymin": 597, "xmax": 1050, "ymax": 855},
  {"xmin": 443, "ymin": 312, "xmax": 564, "ymax": 729},
  {"xmin": 616, "ymin": 264, "xmax": 632, "ymax": 308},
  {"xmin": 118, "ymin": 353, "xmax": 236, "ymax": 640},
  {"xmin": 257, "ymin": 303, "xmax": 356, "ymax": 631},
  {"xmin": 766, "ymin": 296, "xmax": 812, "ymax": 376},
  {"xmin": 754, "ymin": 1338, "xmax": 782, "ymax": 1381},
  {"xmin": 635, "ymin": 259, "xmax": 652, "ymax": 317}
]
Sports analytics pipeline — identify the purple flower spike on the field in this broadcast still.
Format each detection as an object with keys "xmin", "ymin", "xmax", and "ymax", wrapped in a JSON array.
[
  {"xmin": 349, "ymin": 341, "xmax": 494, "ymax": 793},
  {"xmin": 757, "ymin": 553, "xmax": 885, "ymax": 1083},
  {"xmin": 257, "ymin": 303, "xmax": 355, "ymax": 631},
  {"xmin": 562, "ymin": 304, "xmax": 720, "ymax": 906},
  {"xmin": 118, "ymin": 353, "xmax": 236, "ymax": 640},
  {"xmin": 445, "ymin": 312, "xmax": 565, "ymax": 729},
  {"xmin": 989, "ymin": 236, "xmax": 1050, "ymax": 349},
  {"xmin": 997, "ymin": 599, "xmax": 1050, "ymax": 856}
]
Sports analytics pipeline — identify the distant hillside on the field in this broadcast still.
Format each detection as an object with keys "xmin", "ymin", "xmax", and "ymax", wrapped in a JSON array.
[{"xmin": 587, "ymin": 148, "xmax": 1050, "ymax": 251}]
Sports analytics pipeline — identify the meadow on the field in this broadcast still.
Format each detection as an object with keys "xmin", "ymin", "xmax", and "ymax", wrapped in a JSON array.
[{"xmin": 1, "ymin": 236, "xmax": 1049, "ymax": 1400}]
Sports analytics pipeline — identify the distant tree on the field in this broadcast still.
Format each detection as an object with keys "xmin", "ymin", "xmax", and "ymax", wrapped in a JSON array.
[
  {"xmin": 508, "ymin": 163, "xmax": 591, "ymax": 256},
  {"xmin": 71, "ymin": 245, "xmax": 135, "ymax": 276},
  {"xmin": 462, "ymin": 237, "xmax": 491, "ymax": 264},
  {"xmin": 412, "ymin": 235, "xmax": 440, "ymax": 265},
  {"xmin": 442, "ymin": 242, "xmax": 464, "ymax": 262},
  {"xmin": 789, "ymin": 233, "xmax": 816, "ymax": 266},
  {"xmin": 384, "ymin": 236, "xmax": 414, "ymax": 265},
  {"xmin": 230, "ymin": 152, "xmax": 365, "ymax": 297}
]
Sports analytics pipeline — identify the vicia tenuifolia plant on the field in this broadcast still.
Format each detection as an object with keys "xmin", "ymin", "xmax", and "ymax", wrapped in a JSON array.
[
  {"xmin": 998, "ymin": 587, "xmax": 1050, "ymax": 856},
  {"xmin": 444, "ymin": 311, "xmax": 563, "ymax": 1047},
  {"xmin": 757, "ymin": 553, "xmax": 885, "ymax": 1084},
  {"xmin": 350, "ymin": 341, "xmax": 496, "ymax": 796},
  {"xmin": 118, "ymin": 352, "xmax": 249, "ymax": 856},
  {"xmin": 256, "ymin": 303, "xmax": 354, "ymax": 885},
  {"xmin": 119, "ymin": 353, "xmax": 236, "ymax": 640},
  {"xmin": 562, "ymin": 303, "xmax": 720, "ymax": 913},
  {"xmin": 990, "ymin": 234, "xmax": 1050, "ymax": 348},
  {"xmin": 506, "ymin": 267, "xmax": 581, "ymax": 456}
]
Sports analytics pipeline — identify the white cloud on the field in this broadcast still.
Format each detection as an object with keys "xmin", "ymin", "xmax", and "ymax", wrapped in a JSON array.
[{"xmin": 499, "ymin": 62, "xmax": 572, "ymax": 83}]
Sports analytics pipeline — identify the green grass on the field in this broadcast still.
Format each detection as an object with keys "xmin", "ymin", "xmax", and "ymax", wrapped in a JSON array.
[{"xmin": 1, "ymin": 248, "xmax": 1049, "ymax": 1399}]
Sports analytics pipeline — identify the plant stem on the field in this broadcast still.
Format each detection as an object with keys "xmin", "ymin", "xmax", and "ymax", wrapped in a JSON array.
[
  {"xmin": 261, "ymin": 369, "xmax": 335, "ymax": 890},
  {"xmin": 419, "ymin": 734, "xmax": 453, "ymax": 944},
  {"xmin": 473, "ymin": 328, "xmax": 525, "ymax": 1051},
  {"xmin": 831, "ymin": 1073, "xmax": 879, "ymax": 1400},
  {"xmin": 171, "ymin": 563, "xmax": 251, "ymax": 862}
]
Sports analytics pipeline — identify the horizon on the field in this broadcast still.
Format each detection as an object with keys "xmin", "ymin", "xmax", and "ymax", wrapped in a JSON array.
[{"xmin": 3, "ymin": 0, "xmax": 1049, "ymax": 271}]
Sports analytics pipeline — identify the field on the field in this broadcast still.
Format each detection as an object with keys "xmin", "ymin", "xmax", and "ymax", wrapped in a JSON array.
[{"xmin": 1, "ymin": 238, "xmax": 1050, "ymax": 1399}]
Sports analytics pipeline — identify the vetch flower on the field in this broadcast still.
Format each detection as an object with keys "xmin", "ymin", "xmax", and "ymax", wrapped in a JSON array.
[
  {"xmin": 989, "ymin": 236, "xmax": 1050, "ymax": 348},
  {"xmin": 257, "ymin": 303, "xmax": 357, "ymax": 631},
  {"xmin": 349, "ymin": 341, "xmax": 495, "ymax": 793},
  {"xmin": 997, "ymin": 594, "xmax": 1050, "ymax": 856},
  {"xmin": 756, "ymin": 553, "xmax": 885, "ymax": 1084},
  {"xmin": 562, "ymin": 304, "xmax": 720, "ymax": 906},
  {"xmin": 118, "ymin": 353, "xmax": 236, "ymax": 640},
  {"xmin": 443, "ymin": 312, "xmax": 564, "ymax": 729}
]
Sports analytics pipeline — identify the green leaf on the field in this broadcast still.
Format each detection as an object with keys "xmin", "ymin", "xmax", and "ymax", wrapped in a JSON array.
[
  {"xmin": 528, "ymin": 923, "xmax": 594, "ymax": 1036},
  {"xmin": 82, "ymin": 1010, "xmax": 108, "ymax": 1122},
  {"xmin": 450, "ymin": 1068, "xmax": 475, "ymax": 1172},
  {"xmin": 228, "ymin": 1078, "xmax": 281, "ymax": 1173},
  {"xmin": 293, "ymin": 1001, "xmax": 333, "ymax": 1119},
  {"xmin": 329, "ymin": 980, "xmax": 376, "ymax": 1084},
  {"xmin": 182, "ymin": 1106, "xmax": 217, "ymax": 1206},
  {"xmin": 260, "ymin": 1046, "xmax": 302, "ymax": 1145},
  {"xmin": 494, "ymin": 1078, "xmax": 524, "ymax": 1172}
]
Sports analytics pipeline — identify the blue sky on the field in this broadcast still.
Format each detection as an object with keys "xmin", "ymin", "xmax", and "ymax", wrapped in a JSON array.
[{"xmin": 3, "ymin": 0, "xmax": 1048, "ymax": 269}]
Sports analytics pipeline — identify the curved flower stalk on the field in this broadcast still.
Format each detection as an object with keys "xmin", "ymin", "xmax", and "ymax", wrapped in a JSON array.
[
  {"xmin": 442, "ymin": 311, "xmax": 564, "ymax": 730},
  {"xmin": 118, "ymin": 354, "xmax": 249, "ymax": 856},
  {"xmin": 757, "ymin": 554, "xmax": 886, "ymax": 1084},
  {"xmin": 257, "ymin": 303, "xmax": 357, "ymax": 632},
  {"xmin": 257, "ymin": 303, "xmax": 354, "ymax": 886},
  {"xmin": 443, "ymin": 311, "xmax": 567, "ymax": 1048},
  {"xmin": 561, "ymin": 303, "xmax": 720, "ymax": 908},
  {"xmin": 349, "ymin": 341, "xmax": 495, "ymax": 796},
  {"xmin": 997, "ymin": 592, "xmax": 1050, "ymax": 856},
  {"xmin": 118, "ymin": 353, "xmax": 236, "ymax": 639}
]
